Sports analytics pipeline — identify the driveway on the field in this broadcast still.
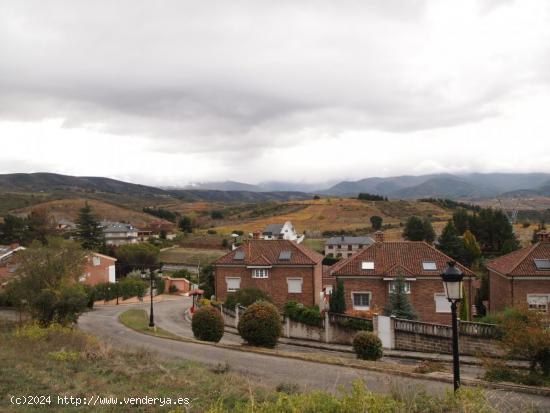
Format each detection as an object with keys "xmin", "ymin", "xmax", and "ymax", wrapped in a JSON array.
[{"xmin": 77, "ymin": 300, "xmax": 550, "ymax": 412}]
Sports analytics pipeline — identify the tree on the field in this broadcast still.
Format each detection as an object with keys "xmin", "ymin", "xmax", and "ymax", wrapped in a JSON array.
[
  {"xmin": 383, "ymin": 275, "xmax": 418, "ymax": 320},
  {"xmin": 452, "ymin": 209, "xmax": 469, "ymax": 234},
  {"xmin": 437, "ymin": 221, "xmax": 464, "ymax": 262},
  {"xmin": 462, "ymin": 230, "xmax": 482, "ymax": 267},
  {"xmin": 370, "ymin": 215, "xmax": 383, "ymax": 231},
  {"xmin": 470, "ymin": 208, "xmax": 519, "ymax": 254},
  {"xmin": 0, "ymin": 214, "xmax": 27, "ymax": 244},
  {"xmin": 114, "ymin": 243, "xmax": 160, "ymax": 275},
  {"xmin": 25, "ymin": 209, "xmax": 54, "ymax": 244},
  {"xmin": 210, "ymin": 210, "xmax": 224, "ymax": 220},
  {"xmin": 178, "ymin": 215, "xmax": 194, "ymax": 233},
  {"xmin": 459, "ymin": 285, "xmax": 470, "ymax": 321},
  {"xmin": 403, "ymin": 216, "xmax": 435, "ymax": 243},
  {"xmin": 9, "ymin": 238, "xmax": 88, "ymax": 326},
  {"xmin": 199, "ymin": 265, "xmax": 215, "ymax": 299},
  {"xmin": 75, "ymin": 203, "xmax": 105, "ymax": 252},
  {"xmin": 329, "ymin": 279, "xmax": 346, "ymax": 314}
]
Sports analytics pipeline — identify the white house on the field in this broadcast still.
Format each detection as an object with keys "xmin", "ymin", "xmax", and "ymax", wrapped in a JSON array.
[
  {"xmin": 260, "ymin": 221, "xmax": 304, "ymax": 243},
  {"xmin": 101, "ymin": 221, "xmax": 139, "ymax": 246}
]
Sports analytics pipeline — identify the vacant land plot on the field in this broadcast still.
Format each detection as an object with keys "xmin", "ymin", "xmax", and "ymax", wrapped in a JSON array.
[{"xmin": 160, "ymin": 247, "xmax": 227, "ymax": 265}]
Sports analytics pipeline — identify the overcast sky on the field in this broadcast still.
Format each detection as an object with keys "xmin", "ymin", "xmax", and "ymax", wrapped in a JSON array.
[{"xmin": 1, "ymin": 0, "xmax": 550, "ymax": 187}]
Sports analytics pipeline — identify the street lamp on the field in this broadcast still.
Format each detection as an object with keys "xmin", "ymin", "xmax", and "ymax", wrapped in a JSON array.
[{"xmin": 441, "ymin": 261, "xmax": 464, "ymax": 392}]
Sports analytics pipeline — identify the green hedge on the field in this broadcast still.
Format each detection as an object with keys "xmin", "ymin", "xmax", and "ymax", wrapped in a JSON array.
[
  {"xmin": 225, "ymin": 288, "xmax": 272, "ymax": 309},
  {"xmin": 89, "ymin": 279, "xmax": 147, "ymax": 301},
  {"xmin": 283, "ymin": 301, "xmax": 323, "ymax": 327}
]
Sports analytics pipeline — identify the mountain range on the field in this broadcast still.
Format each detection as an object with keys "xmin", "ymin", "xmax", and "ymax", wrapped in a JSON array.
[{"xmin": 1, "ymin": 172, "xmax": 550, "ymax": 202}]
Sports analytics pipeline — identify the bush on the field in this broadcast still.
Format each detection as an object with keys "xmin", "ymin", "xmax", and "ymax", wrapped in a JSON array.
[
  {"xmin": 353, "ymin": 331, "xmax": 383, "ymax": 360},
  {"xmin": 192, "ymin": 306, "xmax": 224, "ymax": 342},
  {"xmin": 224, "ymin": 288, "xmax": 272, "ymax": 309},
  {"xmin": 169, "ymin": 284, "xmax": 179, "ymax": 294},
  {"xmin": 238, "ymin": 301, "xmax": 282, "ymax": 348},
  {"xmin": 155, "ymin": 277, "xmax": 165, "ymax": 295},
  {"xmin": 283, "ymin": 301, "xmax": 323, "ymax": 327}
]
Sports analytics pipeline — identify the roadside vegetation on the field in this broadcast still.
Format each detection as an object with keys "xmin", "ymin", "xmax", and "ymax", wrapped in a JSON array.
[{"xmin": 0, "ymin": 320, "xmax": 538, "ymax": 413}]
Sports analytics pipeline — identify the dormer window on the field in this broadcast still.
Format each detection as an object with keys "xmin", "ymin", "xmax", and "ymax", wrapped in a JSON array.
[
  {"xmin": 534, "ymin": 259, "xmax": 550, "ymax": 270},
  {"xmin": 422, "ymin": 261, "xmax": 437, "ymax": 271},
  {"xmin": 361, "ymin": 261, "xmax": 374, "ymax": 270}
]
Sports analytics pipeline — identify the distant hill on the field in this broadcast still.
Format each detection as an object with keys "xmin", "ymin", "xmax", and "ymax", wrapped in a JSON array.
[
  {"xmin": 321, "ymin": 172, "xmax": 550, "ymax": 199},
  {"xmin": 0, "ymin": 173, "xmax": 312, "ymax": 206},
  {"xmin": 182, "ymin": 181, "xmax": 262, "ymax": 192}
]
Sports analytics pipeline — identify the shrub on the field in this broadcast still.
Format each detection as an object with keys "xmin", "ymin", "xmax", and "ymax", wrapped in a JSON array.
[
  {"xmin": 155, "ymin": 277, "xmax": 165, "ymax": 295},
  {"xmin": 283, "ymin": 301, "xmax": 323, "ymax": 327},
  {"xmin": 169, "ymin": 284, "xmax": 179, "ymax": 293},
  {"xmin": 353, "ymin": 331, "xmax": 383, "ymax": 360},
  {"xmin": 238, "ymin": 301, "xmax": 282, "ymax": 348},
  {"xmin": 207, "ymin": 229, "xmax": 217, "ymax": 234},
  {"xmin": 191, "ymin": 306, "xmax": 224, "ymax": 342},
  {"xmin": 224, "ymin": 288, "xmax": 272, "ymax": 309},
  {"xmin": 118, "ymin": 279, "xmax": 147, "ymax": 300}
]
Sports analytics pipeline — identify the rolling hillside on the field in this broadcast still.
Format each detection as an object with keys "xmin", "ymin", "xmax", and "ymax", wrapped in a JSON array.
[{"xmin": 12, "ymin": 199, "xmax": 173, "ymax": 228}]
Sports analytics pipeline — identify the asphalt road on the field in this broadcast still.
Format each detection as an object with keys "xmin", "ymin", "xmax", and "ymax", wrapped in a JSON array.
[{"xmin": 77, "ymin": 299, "xmax": 550, "ymax": 412}]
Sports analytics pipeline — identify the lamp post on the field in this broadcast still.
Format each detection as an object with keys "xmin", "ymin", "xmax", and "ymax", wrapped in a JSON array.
[
  {"xmin": 440, "ymin": 261, "xmax": 464, "ymax": 392},
  {"xmin": 141, "ymin": 268, "xmax": 155, "ymax": 328}
]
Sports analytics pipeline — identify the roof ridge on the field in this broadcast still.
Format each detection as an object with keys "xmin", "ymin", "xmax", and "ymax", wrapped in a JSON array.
[
  {"xmin": 385, "ymin": 261, "xmax": 416, "ymax": 276},
  {"xmin": 329, "ymin": 242, "xmax": 376, "ymax": 274}
]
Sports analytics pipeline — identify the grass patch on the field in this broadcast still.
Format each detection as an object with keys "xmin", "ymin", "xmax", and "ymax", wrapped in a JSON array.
[
  {"xmin": 160, "ymin": 247, "xmax": 227, "ymax": 265},
  {"xmin": 119, "ymin": 309, "xmax": 181, "ymax": 340}
]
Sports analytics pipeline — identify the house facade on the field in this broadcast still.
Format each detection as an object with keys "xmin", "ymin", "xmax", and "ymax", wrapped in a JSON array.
[
  {"xmin": 327, "ymin": 234, "xmax": 476, "ymax": 324},
  {"xmin": 487, "ymin": 231, "xmax": 550, "ymax": 314},
  {"xmin": 80, "ymin": 253, "xmax": 117, "ymax": 286},
  {"xmin": 260, "ymin": 221, "xmax": 304, "ymax": 243},
  {"xmin": 101, "ymin": 221, "xmax": 139, "ymax": 246},
  {"xmin": 213, "ymin": 239, "xmax": 323, "ymax": 308},
  {"xmin": 325, "ymin": 235, "xmax": 375, "ymax": 258}
]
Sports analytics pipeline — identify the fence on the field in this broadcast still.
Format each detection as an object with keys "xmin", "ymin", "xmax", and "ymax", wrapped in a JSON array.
[{"xmin": 393, "ymin": 318, "xmax": 498, "ymax": 339}]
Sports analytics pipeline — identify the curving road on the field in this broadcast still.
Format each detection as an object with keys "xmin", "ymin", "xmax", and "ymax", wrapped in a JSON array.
[{"xmin": 77, "ymin": 298, "xmax": 550, "ymax": 412}]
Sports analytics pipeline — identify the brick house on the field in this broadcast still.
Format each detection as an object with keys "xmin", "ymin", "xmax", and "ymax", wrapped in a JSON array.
[
  {"xmin": 1, "ymin": 246, "xmax": 117, "ymax": 288},
  {"xmin": 487, "ymin": 231, "xmax": 550, "ymax": 314},
  {"xmin": 213, "ymin": 239, "xmax": 323, "ymax": 308},
  {"xmin": 327, "ymin": 234, "xmax": 476, "ymax": 324},
  {"xmin": 80, "ymin": 253, "xmax": 117, "ymax": 286}
]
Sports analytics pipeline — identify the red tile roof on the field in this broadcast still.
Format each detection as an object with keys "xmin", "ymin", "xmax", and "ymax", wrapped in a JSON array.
[
  {"xmin": 214, "ymin": 240, "xmax": 323, "ymax": 266},
  {"xmin": 487, "ymin": 242, "xmax": 550, "ymax": 277},
  {"xmin": 330, "ymin": 241, "xmax": 475, "ymax": 277}
]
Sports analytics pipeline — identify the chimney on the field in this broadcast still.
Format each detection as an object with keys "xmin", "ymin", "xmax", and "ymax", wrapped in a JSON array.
[
  {"xmin": 252, "ymin": 231, "xmax": 260, "ymax": 240},
  {"xmin": 537, "ymin": 231, "xmax": 549, "ymax": 243},
  {"xmin": 374, "ymin": 231, "xmax": 385, "ymax": 243}
]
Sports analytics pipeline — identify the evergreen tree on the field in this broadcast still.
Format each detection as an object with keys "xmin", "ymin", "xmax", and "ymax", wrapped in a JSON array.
[
  {"xmin": 383, "ymin": 275, "xmax": 418, "ymax": 320},
  {"xmin": 329, "ymin": 278, "xmax": 346, "ymax": 314},
  {"xmin": 0, "ymin": 214, "xmax": 27, "ymax": 244},
  {"xmin": 437, "ymin": 220, "xmax": 464, "ymax": 262},
  {"xmin": 75, "ymin": 203, "xmax": 105, "ymax": 252},
  {"xmin": 370, "ymin": 215, "xmax": 383, "ymax": 230},
  {"xmin": 459, "ymin": 285, "xmax": 470, "ymax": 321},
  {"xmin": 179, "ymin": 215, "xmax": 194, "ymax": 233},
  {"xmin": 403, "ymin": 216, "xmax": 435, "ymax": 243},
  {"xmin": 452, "ymin": 208, "xmax": 469, "ymax": 234}
]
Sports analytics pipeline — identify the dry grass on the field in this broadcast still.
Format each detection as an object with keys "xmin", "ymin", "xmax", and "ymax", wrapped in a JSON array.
[
  {"xmin": 12, "ymin": 198, "xmax": 173, "ymax": 228},
  {"xmin": 160, "ymin": 247, "xmax": 227, "ymax": 265}
]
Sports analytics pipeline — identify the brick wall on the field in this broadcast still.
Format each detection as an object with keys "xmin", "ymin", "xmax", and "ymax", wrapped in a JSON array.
[
  {"xmin": 215, "ymin": 264, "xmax": 320, "ymax": 309},
  {"xmin": 394, "ymin": 330, "xmax": 503, "ymax": 357},
  {"xmin": 82, "ymin": 255, "xmax": 116, "ymax": 286},
  {"xmin": 511, "ymin": 279, "xmax": 550, "ymax": 308},
  {"xmin": 489, "ymin": 270, "xmax": 511, "ymax": 313}
]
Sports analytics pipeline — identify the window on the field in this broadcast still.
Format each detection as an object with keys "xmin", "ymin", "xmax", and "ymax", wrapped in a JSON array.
[
  {"xmin": 92, "ymin": 256, "xmax": 101, "ymax": 266},
  {"xmin": 234, "ymin": 250, "xmax": 245, "ymax": 260},
  {"xmin": 287, "ymin": 278, "xmax": 303, "ymax": 293},
  {"xmin": 527, "ymin": 295, "xmax": 549, "ymax": 313},
  {"xmin": 422, "ymin": 261, "xmax": 437, "ymax": 271},
  {"xmin": 328, "ymin": 245, "xmax": 334, "ymax": 249},
  {"xmin": 389, "ymin": 281, "xmax": 411, "ymax": 294},
  {"xmin": 337, "ymin": 253, "xmax": 342, "ymax": 258},
  {"xmin": 252, "ymin": 268, "xmax": 269, "ymax": 278},
  {"xmin": 434, "ymin": 293, "xmax": 451, "ymax": 313},
  {"xmin": 361, "ymin": 261, "xmax": 375, "ymax": 270},
  {"xmin": 352, "ymin": 292, "xmax": 371, "ymax": 310},
  {"xmin": 534, "ymin": 259, "xmax": 550, "ymax": 270},
  {"xmin": 337, "ymin": 244, "xmax": 342, "ymax": 249},
  {"xmin": 348, "ymin": 245, "xmax": 352, "ymax": 251},
  {"xmin": 347, "ymin": 253, "xmax": 352, "ymax": 257},
  {"xmin": 279, "ymin": 251, "xmax": 292, "ymax": 260},
  {"xmin": 226, "ymin": 277, "xmax": 241, "ymax": 292}
]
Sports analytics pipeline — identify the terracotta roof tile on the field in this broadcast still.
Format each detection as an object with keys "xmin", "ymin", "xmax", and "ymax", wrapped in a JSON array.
[
  {"xmin": 487, "ymin": 242, "xmax": 550, "ymax": 276},
  {"xmin": 214, "ymin": 240, "xmax": 323, "ymax": 266},
  {"xmin": 330, "ymin": 241, "xmax": 475, "ymax": 277}
]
